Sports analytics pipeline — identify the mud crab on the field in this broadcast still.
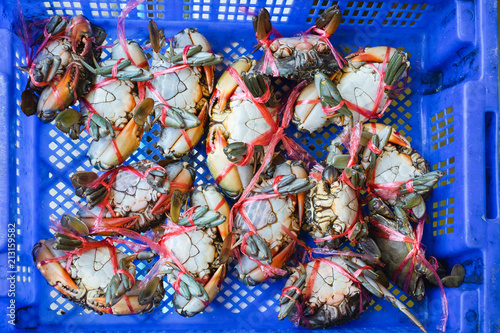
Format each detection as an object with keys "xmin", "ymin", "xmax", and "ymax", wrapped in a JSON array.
[
  {"xmin": 146, "ymin": 21, "xmax": 223, "ymax": 159},
  {"xmin": 70, "ymin": 159, "xmax": 195, "ymax": 233},
  {"xmin": 207, "ymin": 56, "xmax": 280, "ymax": 199},
  {"xmin": 19, "ymin": 15, "xmax": 106, "ymax": 123},
  {"xmin": 33, "ymin": 236, "xmax": 164, "ymax": 315},
  {"xmin": 362, "ymin": 197, "xmax": 462, "ymax": 303},
  {"xmin": 232, "ymin": 160, "xmax": 315, "ymax": 285},
  {"xmin": 278, "ymin": 256, "xmax": 426, "ymax": 331}
]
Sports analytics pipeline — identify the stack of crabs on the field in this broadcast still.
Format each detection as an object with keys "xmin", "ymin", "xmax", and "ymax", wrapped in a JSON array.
[{"xmin": 21, "ymin": 3, "xmax": 465, "ymax": 331}]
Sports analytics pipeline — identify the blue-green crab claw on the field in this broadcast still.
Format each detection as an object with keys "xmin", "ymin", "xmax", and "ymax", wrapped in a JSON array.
[
  {"xmin": 82, "ymin": 58, "xmax": 153, "ymax": 82},
  {"xmin": 105, "ymin": 256, "xmax": 136, "ymax": 307},
  {"xmin": 278, "ymin": 265, "xmax": 306, "ymax": 320},
  {"xmin": 315, "ymin": 72, "xmax": 352, "ymax": 120},
  {"xmin": 358, "ymin": 237, "xmax": 382, "ymax": 261},
  {"xmin": 384, "ymin": 50, "xmax": 409, "ymax": 87},
  {"xmin": 253, "ymin": 174, "xmax": 316, "ymax": 195},
  {"xmin": 55, "ymin": 108, "xmax": 83, "ymax": 140},
  {"xmin": 398, "ymin": 171, "xmax": 445, "ymax": 197},
  {"xmin": 53, "ymin": 232, "xmax": 83, "ymax": 251},
  {"xmin": 139, "ymin": 277, "xmax": 162, "ymax": 305},
  {"xmin": 154, "ymin": 105, "xmax": 201, "ymax": 129},
  {"xmin": 176, "ymin": 206, "xmax": 226, "ymax": 228},
  {"xmin": 32, "ymin": 15, "xmax": 68, "ymax": 45},
  {"xmin": 165, "ymin": 263, "xmax": 209, "ymax": 302},
  {"xmin": 314, "ymin": 5, "xmax": 341, "ymax": 36},
  {"xmin": 223, "ymin": 142, "xmax": 263, "ymax": 164},
  {"xmin": 242, "ymin": 233, "xmax": 273, "ymax": 265},
  {"xmin": 60, "ymin": 214, "xmax": 90, "ymax": 235},
  {"xmin": 31, "ymin": 56, "xmax": 61, "ymax": 84},
  {"xmin": 145, "ymin": 166, "xmax": 169, "ymax": 194},
  {"xmin": 168, "ymin": 49, "xmax": 223, "ymax": 67},
  {"xmin": 253, "ymin": 8, "xmax": 272, "ymax": 42},
  {"xmin": 441, "ymin": 264, "xmax": 465, "ymax": 288},
  {"xmin": 86, "ymin": 112, "xmax": 115, "ymax": 141},
  {"xmin": 241, "ymin": 72, "xmax": 277, "ymax": 106}
]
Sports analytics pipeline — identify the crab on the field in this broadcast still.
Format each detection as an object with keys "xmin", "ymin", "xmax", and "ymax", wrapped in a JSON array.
[
  {"xmin": 305, "ymin": 167, "xmax": 358, "ymax": 249},
  {"xmin": 278, "ymin": 256, "xmax": 426, "ymax": 331},
  {"xmin": 293, "ymin": 47, "xmax": 410, "ymax": 132},
  {"xmin": 19, "ymin": 15, "xmax": 106, "ymax": 123},
  {"xmin": 207, "ymin": 56, "xmax": 280, "ymax": 199},
  {"xmin": 33, "ymin": 237, "xmax": 164, "ymax": 315},
  {"xmin": 146, "ymin": 21, "xmax": 223, "ymax": 159},
  {"xmin": 232, "ymin": 160, "xmax": 315, "ymax": 285},
  {"xmin": 158, "ymin": 214, "xmax": 228, "ymax": 317},
  {"xmin": 70, "ymin": 159, "xmax": 195, "ymax": 233},
  {"xmin": 362, "ymin": 197, "xmax": 463, "ymax": 302},
  {"xmin": 86, "ymin": 98, "xmax": 155, "ymax": 170}
]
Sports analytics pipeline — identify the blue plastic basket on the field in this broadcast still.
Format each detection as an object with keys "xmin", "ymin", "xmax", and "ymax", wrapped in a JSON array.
[{"xmin": 0, "ymin": 0, "xmax": 498, "ymax": 332}]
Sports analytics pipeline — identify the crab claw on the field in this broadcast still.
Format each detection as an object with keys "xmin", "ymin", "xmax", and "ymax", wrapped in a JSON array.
[
  {"xmin": 20, "ymin": 89, "xmax": 39, "ymax": 117},
  {"xmin": 190, "ymin": 185, "xmax": 231, "ymax": 239},
  {"xmin": 93, "ymin": 99, "xmax": 153, "ymax": 169},
  {"xmin": 112, "ymin": 40, "xmax": 150, "ymax": 70},
  {"xmin": 253, "ymin": 8, "xmax": 272, "ymax": 41},
  {"xmin": 37, "ymin": 62, "xmax": 80, "ymax": 122},
  {"xmin": 211, "ymin": 57, "xmax": 252, "ymax": 112},
  {"xmin": 315, "ymin": 5, "xmax": 341, "ymax": 36},
  {"xmin": 61, "ymin": 214, "xmax": 90, "ymax": 235},
  {"xmin": 173, "ymin": 264, "xmax": 226, "ymax": 317},
  {"xmin": 278, "ymin": 268, "xmax": 307, "ymax": 320},
  {"xmin": 68, "ymin": 15, "xmax": 93, "ymax": 56},
  {"xmin": 239, "ymin": 240, "xmax": 295, "ymax": 286},
  {"xmin": 33, "ymin": 239, "xmax": 80, "ymax": 298},
  {"xmin": 148, "ymin": 19, "xmax": 162, "ymax": 54}
]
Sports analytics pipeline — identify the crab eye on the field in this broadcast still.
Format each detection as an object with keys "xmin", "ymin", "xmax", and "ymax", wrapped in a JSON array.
[
  {"xmin": 316, "ymin": 42, "xmax": 329, "ymax": 53},
  {"xmin": 276, "ymin": 47, "xmax": 292, "ymax": 58},
  {"xmin": 270, "ymin": 41, "xmax": 280, "ymax": 52}
]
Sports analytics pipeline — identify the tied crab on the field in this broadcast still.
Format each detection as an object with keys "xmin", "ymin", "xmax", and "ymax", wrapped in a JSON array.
[
  {"xmin": 278, "ymin": 256, "xmax": 426, "ymax": 331},
  {"xmin": 251, "ymin": 6, "xmax": 345, "ymax": 80},
  {"xmin": 143, "ymin": 188, "xmax": 230, "ymax": 317},
  {"xmin": 146, "ymin": 21, "xmax": 223, "ymax": 159},
  {"xmin": 207, "ymin": 56, "xmax": 280, "ymax": 199},
  {"xmin": 20, "ymin": 15, "xmax": 106, "ymax": 123},
  {"xmin": 73, "ymin": 39, "xmax": 153, "ymax": 140},
  {"xmin": 305, "ymin": 166, "xmax": 358, "ymax": 249},
  {"xmin": 293, "ymin": 47, "xmax": 410, "ymax": 133},
  {"xmin": 70, "ymin": 159, "xmax": 195, "ymax": 233},
  {"xmin": 361, "ymin": 197, "xmax": 464, "ymax": 302},
  {"xmin": 33, "ymin": 235, "xmax": 164, "ymax": 315},
  {"xmin": 232, "ymin": 160, "xmax": 315, "ymax": 285}
]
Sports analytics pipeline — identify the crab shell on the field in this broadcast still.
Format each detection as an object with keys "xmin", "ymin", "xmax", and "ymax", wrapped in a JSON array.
[
  {"xmin": 370, "ymin": 144, "xmax": 430, "ymax": 203},
  {"xmin": 162, "ymin": 226, "xmax": 226, "ymax": 317},
  {"xmin": 33, "ymin": 238, "xmax": 164, "ymax": 315},
  {"xmin": 81, "ymin": 68, "xmax": 138, "ymax": 129},
  {"xmin": 254, "ymin": 36, "xmax": 343, "ymax": 80},
  {"xmin": 284, "ymin": 256, "xmax": 368, "ymax": 329},
  {"xmin": 305, "ymin": 179, "xmax": 358, "ymax": 249},
  {"xmin": 293, "ymin": 81, "xmax": 332, "ymax": 133},
  {"xmin": 77, "ymin": 160, "xmax": 195, "ymax": 232}
]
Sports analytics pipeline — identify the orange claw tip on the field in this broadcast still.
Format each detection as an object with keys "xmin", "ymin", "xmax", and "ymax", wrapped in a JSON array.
[
  {"xmin": 151, "ymin": 192, "xmax": 172, "ymax": 215},
  {"xmin": 348, "ymin": 52, "xmax": 384, "ymax": 63},
  {"xmin": 91, "ymin": 297, "xmax": 107, "ymax": 306},
  {"xmin": 99, "ymin": 216, "xmax": 140, "ymax": 228},
  {"xmin": 271, "ymin": 241, "xmax": 296, "ymax": 268},
  {"xmin": 204, "ymin": 66, "xmax": 215, "ymax": 94},
  {"xmin": 297, "ymin": 192, "xmax": 305, "ymax": 225}
]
